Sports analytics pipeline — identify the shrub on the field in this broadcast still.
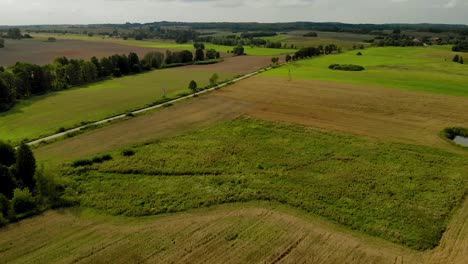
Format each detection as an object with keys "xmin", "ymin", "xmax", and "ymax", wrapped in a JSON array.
[
  {"xmin": 101, "ymin": 154, "xmax": 113, "ymax": 161},
  {"xmin": 329, "ymin": 64, "xmax": 365, "ymax": 71},
  {"xmin": 122, "ymin": 149, "xmax": 136, "ymax": 157},
  {"xmin": 442, "ymin": 127, "xmax": 468, "ymax": 140},
  {"xmin": 11, "ymin": 188, "xmax": 36, "ymax": 215},
  {"xmin": 453, "ymin": 54, "xmax": 460, "ymax": 62},
  {"xmin": 0, "ymin": 193, "xmax": 10, "ymax": 218},
  {"xmin": 357, "ymin": 52, "xmax": 363, "ymax": 56},
  {"xmin": 47, "ymin": 37, "xmax": 56, "ymax": 42},
  {"xmin": 72, "ymin": 159, "xmax": 93, "ymax": 167}
]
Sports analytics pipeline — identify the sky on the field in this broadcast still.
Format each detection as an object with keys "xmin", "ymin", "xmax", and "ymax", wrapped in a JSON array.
[{"xmin": 1, "ymin": 0, "xmax": 468, "ymax": 25}]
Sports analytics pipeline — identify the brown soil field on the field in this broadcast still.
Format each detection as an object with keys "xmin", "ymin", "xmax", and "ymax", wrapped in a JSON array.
[
  {"xmin": 0, "ymin": 39, "xmax": 167, "ymax": 66},
  {"xmin": 0, "ymin": 204, "xmax": 423, "ymax": 264},
  {"xmin": 35, "ymin": 75, "xmax": 468, "ymax": 163},
  {"xmin": 0, "ymin": 39, "xmax": 275, "ymax": 75}
]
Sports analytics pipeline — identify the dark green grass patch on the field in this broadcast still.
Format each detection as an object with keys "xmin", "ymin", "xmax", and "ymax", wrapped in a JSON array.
[{"xmin": 64, "ymin": 119, "xmax": 468, "ymax": 250}]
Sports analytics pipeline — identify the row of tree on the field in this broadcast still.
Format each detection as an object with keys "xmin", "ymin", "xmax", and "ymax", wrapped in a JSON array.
[
  {"xmin": 452, "ymin": 42, "xmax": 468, "ymax": 52},
  {"xmin": 0, "ymin": 48, "xmax": 221, "ymax": 112},
  {"xmin": 196, "ymin": 35, "xmax": 285, "ymax": 49},
  {"xmin": 292, "ymin": 44, "xmax": 340, "ymax": 59}
]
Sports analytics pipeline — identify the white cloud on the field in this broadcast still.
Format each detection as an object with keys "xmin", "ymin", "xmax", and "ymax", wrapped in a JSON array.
[{"xmin": 0, "ymin": 0, "xmax": 467, "ymax": 25}]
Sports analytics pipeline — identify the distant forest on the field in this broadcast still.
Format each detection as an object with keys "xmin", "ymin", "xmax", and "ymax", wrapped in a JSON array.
[{"xmin": 86, "ymin": 22, "xmax": 468, "ymax": 35}]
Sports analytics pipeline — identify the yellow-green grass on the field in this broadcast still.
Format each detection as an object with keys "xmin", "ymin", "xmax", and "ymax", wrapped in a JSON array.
[
  {"xmin": 33, "ymin": 34, "xmax": 297, "ymax": 56},
  {"xmin": 262, "ymin": 46, "xmax": 468, "ymax": 96},
  {"xmin": 0, "ymin": 69, "xmax": 234, "ymax": 144},
  {"xmin": 62, "ymin": 118, "xmax": 468, "ymax": 250}
]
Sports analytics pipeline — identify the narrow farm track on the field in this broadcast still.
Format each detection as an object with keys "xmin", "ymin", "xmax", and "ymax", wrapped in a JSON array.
[{"xmin": 0, "ymin": 205, "xmax": 424, "ymax": 264}]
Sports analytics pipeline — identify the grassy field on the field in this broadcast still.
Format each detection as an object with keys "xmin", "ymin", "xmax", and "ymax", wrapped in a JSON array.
[
  {"xmin": 262, "ymin": 46, "xmax": 468, "ymax": 96},
  {"xmin": 262, "ymin": 33, "xmax": 371, "ymax": 50},
  {"xmin": 60, "ymin": 118, "xmax": 467, "ymax": 250},
  {"xmin": 0, "ymin": 68, "xmax": 234, "ymax": 144},
  {"xmin": 34, "ymin": 34, "xmax": 297, "ymax": 56},
  {"xmin": 4, "ymin": 44, "xmax": 468, "ymax": 262}
]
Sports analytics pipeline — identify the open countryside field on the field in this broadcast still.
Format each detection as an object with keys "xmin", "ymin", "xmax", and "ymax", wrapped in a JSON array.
[
  {"xmin": 34, "ymin": 33, "xmax": 298, "ymax": 56},
  {"xmin": 263, "ymin": 46, "xmax": 468, "ymax": 96},
  {"xmin": 0, "ymin": 38, "xmax": 162, "ymax": 66},
  {"xmin": 51, "ymin": 118, "xmax": 468, "ymax": 250},
  {"xmin": 0, "ymin": 67, "xmax": 235, "ymax": 144},
  {"xmin": 3, "ymin": 43, "xmax": 468, "ymax": 263}
]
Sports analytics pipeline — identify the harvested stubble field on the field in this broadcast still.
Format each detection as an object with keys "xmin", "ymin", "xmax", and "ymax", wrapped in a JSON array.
[
  {"xmin": 0, "ymin": 38, "xmax": 163, "ymax": 66},
  {"xmin": 0, "ymin": 204, "xmax": 424, "ymax": 264}
]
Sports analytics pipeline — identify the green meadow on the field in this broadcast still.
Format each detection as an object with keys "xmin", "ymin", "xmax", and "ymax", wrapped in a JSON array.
[
  {"xmin": 63, "ymin": 118, "xmax": 468, "ymax": 250},
  {"xmin": 0, "ymin": 69, "xmax": 234, "ymax": 144},
  {"xmin": 262, "ymin": 46, "xmax": 468, "ymax": 96}
]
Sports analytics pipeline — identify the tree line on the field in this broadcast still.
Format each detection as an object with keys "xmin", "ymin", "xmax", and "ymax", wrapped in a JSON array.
[
  {"xmin": 0, "ymin": 141, "xmax": 66, "ymax": 226},
  {"xmin": 0, "ymin": 47, "xmax": 220, "ymax": 112},
  {"xmin": 452, "ymin": 42, "xmax": 468, "ymax": 52},
  {"xmin": 196, "ymin": 35, "xmax": 286, "ymax": 49},
  {"xmin": 292, "ymin": 44, "xmax": 340, "ymax": 60}
]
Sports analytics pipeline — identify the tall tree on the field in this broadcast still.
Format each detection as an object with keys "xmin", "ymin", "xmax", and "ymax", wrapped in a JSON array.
[
  {"xmin": 90, "ymin": 56, "xmax": 102, "ymax": 77},
  {"xmin": 188, "ymin": 80, "xmax": 198, "ymax": 93},
  {"xmin": 233, "ymin": 45, "xmax": 245, "ymax": 56},
  {"xmin": 195, "ymin": 49, "xmax": 205, "ymax": 61},
  {"xmin": 128, "ymin": 52, "xmax": 140, "ymax": 71},
  {"xmin": 205, "ymin": 49, "xmax": 217, "ymax": 60},
  {"xmin": 0, "ymin": 142, "xmax": 15, "ymax": 167},
  {"xmin": 7, "ymin": 28, "xmax": 22, "ymax": 39},
  {"xmin": 15, "ymin": 142, "xmax": 36, "ymax": 192},
  {"xmin": 0, "ymin": 165, "xmax": 16, "ymax": 199}
]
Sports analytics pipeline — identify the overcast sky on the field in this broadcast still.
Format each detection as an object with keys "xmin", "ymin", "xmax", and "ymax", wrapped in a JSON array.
[{"xmin": 1, "ymin": 0, "xmax": 468, "ymax": 25}]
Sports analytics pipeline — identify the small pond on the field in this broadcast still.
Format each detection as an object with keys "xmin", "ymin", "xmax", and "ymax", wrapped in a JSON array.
[{"xmin": 453, "ymin": 135, "xmax": 468, "ymax": 146}]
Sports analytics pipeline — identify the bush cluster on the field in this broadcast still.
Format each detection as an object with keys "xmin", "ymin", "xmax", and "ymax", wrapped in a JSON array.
[
  {"xmin": 442, "ymin": 127, "xmax": 468, "ymax": 140},
  {"xmin": 329, "ymin": 64, "xmax": 365, "ymax": 71},
  {"xmin": 0, "ymin": 142, "xmax": 67, "ymax": 227},
  {"xmin": 72, "ymin": 154, "xmax": 113, "ymax": 168}
]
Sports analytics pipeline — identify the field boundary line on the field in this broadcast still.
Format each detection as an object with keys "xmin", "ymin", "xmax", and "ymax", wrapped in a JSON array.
[{"xmin": 26, "ymin": 65, "xmax": 275, "ymax": 147}]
